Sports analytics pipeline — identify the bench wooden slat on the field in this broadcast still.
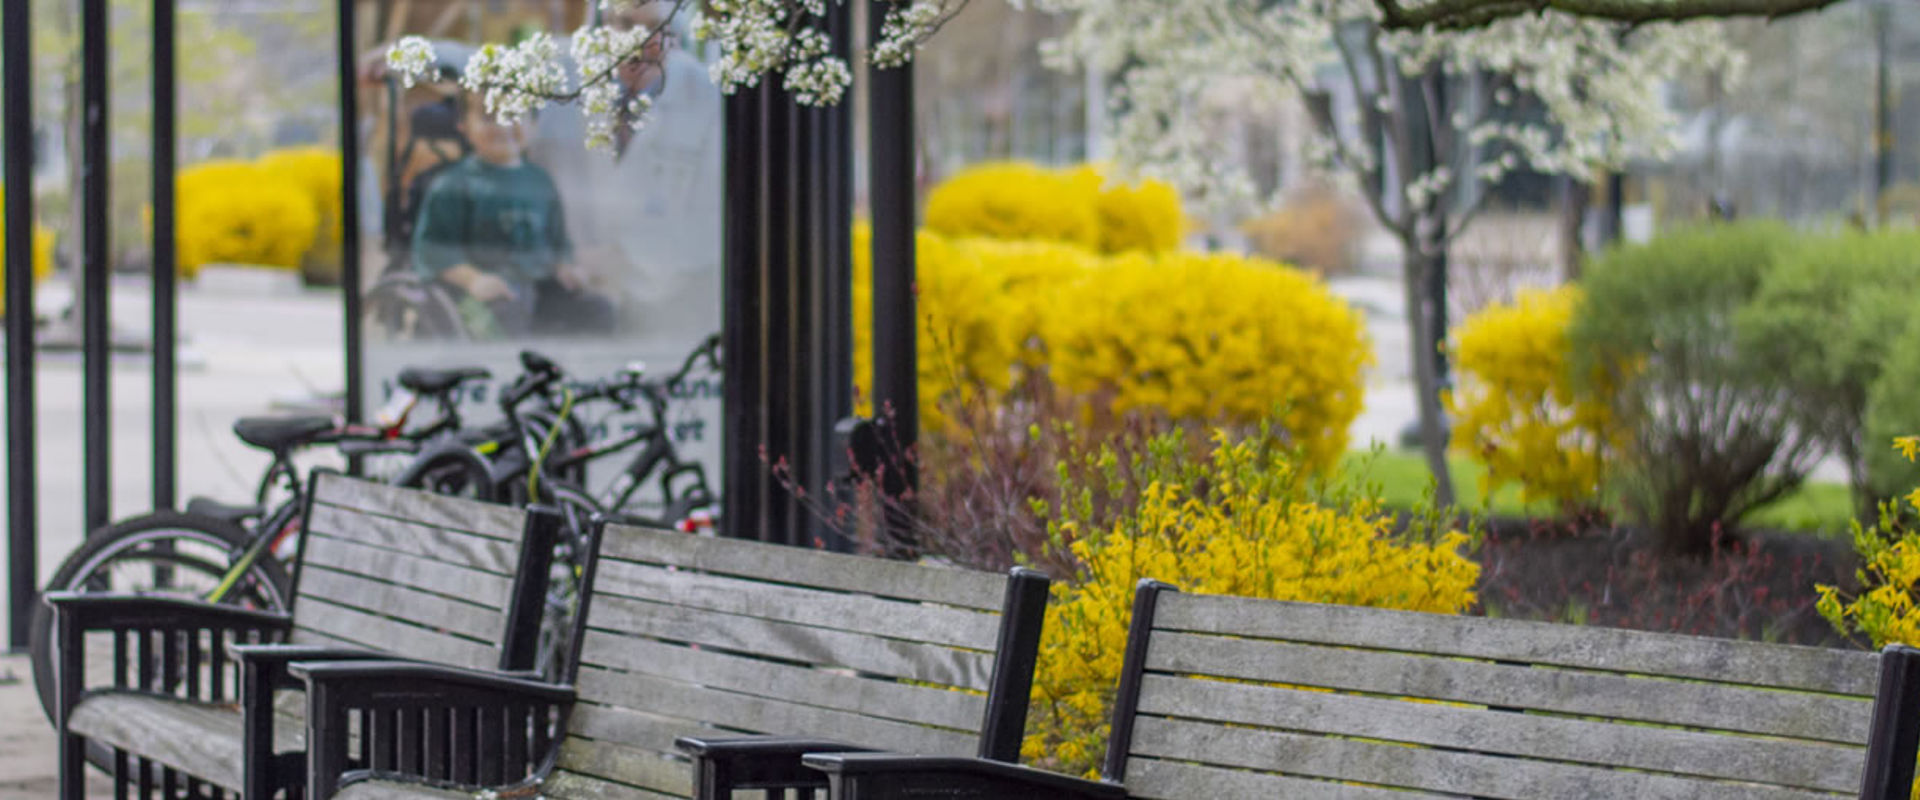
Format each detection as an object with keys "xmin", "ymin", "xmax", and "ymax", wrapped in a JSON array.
[
  {"xmin": 598, "ymin": 523, "xmax": 1006, "ymax": 611},
  {"xmin": 313, "ymin": 473, "xmax": 527, "ymax": 542},
  {"xmin": 1128, "ymin": 715, "xmax": 1843, "ymax": 800},
  {"xmin": 297, "ymin": 566, "xmax": 505, "ymax": 643},
  {"xmin": 292, "ymin": 596, "xmax": 496, "ymax": 671},
  {"xmin": 591, "ymin": 558, "xmax": 1002, "ymax": 651},
  {"xmin": 1153, "ymin": 592, "xmax": 1880, "ymax": 695},
  {"xmin": 542, "ymin": 765, "xmax": 684, "ymax": 799},
  {"xmin": 1135, "ymin": 673, "xmax": 1865, "ymax": 793},
  {"xmin": 65, "ymin": 693, "xmax": 307, "ymax": 792},
  {"xmin": 565, "ymin": 704, "xmax": 735, "ymax": 757},
  {"xmin": 334, "ymin": 778, "xmax": 477, "ymax": 799},
  {"xmin": 580, "ymin": 633, "xmax": 986, "ymax": 732},
  {"xmin": 1145, "ymin": 630, "xmax": 1872, "ymax": 743},
  {"xmin": 585, "ymin": 593, "xmax": 996, "ymax": 691},
  {"xmin": 555, "ymin": 736, "xmax": 698, "ymax": 797},
  {"xmin": 572, "ymin": 666, "xmax": 978, "ymax": 762},
  {"xmin": 302, "ymin": 535, "xmax": 513, "ymax": 606},
  {"xmin": 1125, "ymin": 758, "xmax": 1434, "ymax": 800},
  {"xmin": 304, "ymin": 504, "xmax": 522, "ymax": 577}
]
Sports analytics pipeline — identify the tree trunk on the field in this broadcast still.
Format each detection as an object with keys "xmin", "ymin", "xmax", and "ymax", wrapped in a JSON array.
[{"xmin": 1403, "ymin": 245, "xmax": 1457, "ymax": 507}]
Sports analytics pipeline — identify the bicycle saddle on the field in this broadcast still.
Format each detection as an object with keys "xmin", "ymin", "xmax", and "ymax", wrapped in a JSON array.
[
  {"xmin": 397, "ymin": 366, "xmax": 491, "ymax": 395},
  {"xmin": 184, "ymin": 497, "xmax": 266, "ymax": 525},
  {"xmin": 232, "ymin": 416, "xmax": 336, "ymax": 453}
]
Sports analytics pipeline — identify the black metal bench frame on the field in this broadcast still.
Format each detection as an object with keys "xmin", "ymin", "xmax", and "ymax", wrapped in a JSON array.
[
  {"xmin": 50, "ymin": 471, "xmax": 563, "ymax": 799},
  {"xmin": 294, "ymin": 522, "xmax": 1052, "ymax": 799},
  {"xmin": 805, "ymin": 580, "xmax": 1920, "ymax": 800}
]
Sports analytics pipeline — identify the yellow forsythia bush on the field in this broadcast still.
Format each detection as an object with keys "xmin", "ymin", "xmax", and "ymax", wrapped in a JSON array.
[
  {"xmin": 1024, "ymin": 428, "xmax": 1480, "ymax": 776},
  {"xmin": 924, "ymin": 161, "xmax": 1183, "ymax": 255},
  {"xmin": 852, "ymin": 224, "xmax": 1102, "ymax": 427},
  {"xmin": 0, "ymin": 188, "xmax": 56, "ymax": 316},
  {"xmin": 1446, "ymin": 286, "xmax": 1625, "ymax": 512},
  {"xmin": 1041, "ymin": 251, "xmax": 1369, "ymax": 474},
  {"xmin": 255, "ymin": 147, "xmax": 344, "ymax": 279},
  {"xmin": 1819, "ymin": 436, "xmax": 1920, "ymax": 648},
  {"xmin": 176, "ymin": 159, "xmax": 320, "ymax": 278}
]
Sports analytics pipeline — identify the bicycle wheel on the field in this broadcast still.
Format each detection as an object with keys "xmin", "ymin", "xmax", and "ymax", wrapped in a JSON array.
[
  {"xmin": 394, "ymin": 445, "xmax": 499, "ymax": 501},
  {"xmin": 28, "ymin": 511, "xmax": 294, "ymax": 727}
]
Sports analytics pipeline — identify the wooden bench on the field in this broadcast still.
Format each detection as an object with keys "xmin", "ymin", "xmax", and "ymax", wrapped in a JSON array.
[
  {"xmin": 294, "ymin": 519, "xmax": 1052, "ymax": 799},
  {"xmin": 50, "ymin": 472, "xmax": 563, "ymax": 799},
  {"xmin": 806, "ymin": 581, "xmax": 1920, "ymax": 800}
]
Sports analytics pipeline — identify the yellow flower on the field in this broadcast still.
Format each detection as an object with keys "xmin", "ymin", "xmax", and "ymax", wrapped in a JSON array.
[
  {"xmin": 175, "ymin": 158, "xmax": 320, "ymax": 277},
  {"xmin": 0, "ymin": 187, "xmax": 55, "ymax": 317},
  {"xmin": 1446, "ymin": 286, "xmax": 1626, "ymax": 512},
  {"xmin": 1024, "ymin": 427, "xmax": 1479, "ymax": 776}
]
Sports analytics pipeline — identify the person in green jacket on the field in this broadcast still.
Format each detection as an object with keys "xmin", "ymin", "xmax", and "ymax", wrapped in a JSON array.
[{"xmin": 411, "ymin": 94, "xmax": 616, "ymax": 338}]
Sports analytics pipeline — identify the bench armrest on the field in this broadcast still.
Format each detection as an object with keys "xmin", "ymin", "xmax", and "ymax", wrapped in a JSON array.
[
  {"xmin": 47, "ymin": 591, "xmax": 292, "ymax": 715},
  {"xmin": 294, "ymin": 660, "xmax": 574, "ymax": 799},
  {"xmin": 802, "ymin": 753, "xmax": 1127, "ymax": 800},
  {"xmin": 46, "ymin": 590, "xmax": 293, "ymax": 630},
  {"xmin": 675, "ymin": 736, "xmax": 874, "ymax": 798}
]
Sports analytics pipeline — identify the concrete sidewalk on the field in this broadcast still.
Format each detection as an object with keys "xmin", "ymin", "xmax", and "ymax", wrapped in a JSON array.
[{"xmin": 0, "ymin": 654, "xmax": 110, "ymax": 797}]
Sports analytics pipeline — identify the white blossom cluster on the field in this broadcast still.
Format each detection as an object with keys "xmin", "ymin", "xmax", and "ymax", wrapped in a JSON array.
[
  {"xmin": 388, "ymin": 0, "xmax": 957, "ymax": 137},
  {"xmin": 1028, "ymin": 0, "xmax": 1737, "ymax": 241},
  {"xmin": 572, "ymin": 22, "xmax": 658, "ymax": 149},
  {"xmin": 388, "ymin": 1, "xmax": 666, "ymax": 151}
]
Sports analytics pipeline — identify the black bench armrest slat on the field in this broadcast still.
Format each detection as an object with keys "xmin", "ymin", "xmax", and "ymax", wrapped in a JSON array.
[
  {"xmin": 802, "ymin": 753, "xmax": 1126, "ymax": 800},
  {"xmin": 295, "ymin": 660, "xmax": 574, "ymax": 799},
  {"xmin": 677, "ymin": 736, "xmax": 874, "ymax": 796},
  {"xmin": 46, "ymin": 590, "xmax": 294, "ymax": 630}
]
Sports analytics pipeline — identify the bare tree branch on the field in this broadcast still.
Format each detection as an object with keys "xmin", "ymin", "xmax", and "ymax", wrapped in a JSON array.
[{"xmin": 1375, "ymin": 0, "xmax": 1847, "ymax": 31}]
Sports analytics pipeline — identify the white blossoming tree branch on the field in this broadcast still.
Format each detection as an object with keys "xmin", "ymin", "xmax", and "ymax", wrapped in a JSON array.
[
  {"xmin": 388, "ymin": 0, "xmax": 963, "ymax": 150},
  {"xmin": 1373, "ymin": 0, "xmax": 1848, "ymax": 31},
  {"xmin": 1027, "ymin": 0, "xmax": 1737, "ymax": 504}
]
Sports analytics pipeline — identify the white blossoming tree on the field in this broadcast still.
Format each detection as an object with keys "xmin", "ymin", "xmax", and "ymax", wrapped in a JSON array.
[
  {"xmin": 1026, "ymin": 0, "xmax": 1738, "ymax": 504},
  {"xmin": 388, "ymin": 0, "xmax": 1789, "ymax": 505}
]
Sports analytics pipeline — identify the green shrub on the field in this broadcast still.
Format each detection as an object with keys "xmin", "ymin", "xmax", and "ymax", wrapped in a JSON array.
[
  {"xmin": 1866, "ymin": 318, "xmax": 1920, "ymax": 502},
  {"xmin": 1739, "ymin": 229, "xmax": 1920, "ymax": 509},
  {"xmin": 1570, "ymin": 222, "xmax": 1818, "ymax": 552}
]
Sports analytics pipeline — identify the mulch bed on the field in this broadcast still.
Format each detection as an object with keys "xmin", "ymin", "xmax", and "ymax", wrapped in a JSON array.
[{"xmin": 1468, "ymin": 515, "xmax": 1862, "ymax": 648}]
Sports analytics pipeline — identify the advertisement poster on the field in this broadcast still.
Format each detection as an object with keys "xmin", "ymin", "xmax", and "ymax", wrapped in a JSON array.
[{"xmin": 354, "ymin": 1, "xmax": 724, "ymax": 523}]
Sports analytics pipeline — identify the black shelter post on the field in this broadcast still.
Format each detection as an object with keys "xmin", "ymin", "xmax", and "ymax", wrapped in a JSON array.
[
  {"xmin": 867, "ymin": 0, "xmax": 918, "ymax": 534},
  {"xmin": 152, "ymin": 0, "xmax": 177, "ymax": 510},
  {"xmin": 723, "ymin": 85, "xmax": 768, "ymax": 540},
  {"xmin": 4, "ymin": 0, "xmax": 37, "ymax": 650},
  {"xmin": 718, "ymin": 9, "xmax": 857, "ymax": 548},
  {"xmin": 338, "ymin": 0, "xmax": 365, "ymax": 436},
  {"xmin": 81, "ymin": 0, "xmax": 111, "ymax": 532}
]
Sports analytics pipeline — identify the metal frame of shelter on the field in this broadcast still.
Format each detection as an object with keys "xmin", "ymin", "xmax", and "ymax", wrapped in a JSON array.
[{"xmin": 0, "ymin": 0, "xmax": 911, "ymax": 649}]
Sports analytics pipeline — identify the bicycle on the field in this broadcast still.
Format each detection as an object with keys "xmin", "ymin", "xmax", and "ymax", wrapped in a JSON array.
[
  {"xmin": 27, "ymin": 365, "xmax": 488, "ymax": 728},
  {"xmin": 389, "ymin": 338, "xmax": 723, "ymax": 678}
]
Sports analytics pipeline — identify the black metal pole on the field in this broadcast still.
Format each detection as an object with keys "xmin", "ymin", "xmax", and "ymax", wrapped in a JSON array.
[
  {"xmin": 825, "ymin": 1, "xmax": 852, "ymax": 434},
  {"xmin": 81, "ymin": 0, "xmax": 111, "ymax": 533},
  {"xmin": 763, "ymin": 83, "xmax": 796, "ymax": 544},
  {"xmin": 338, "ymin": 0, "xmax": 365, "ymax": 435},
  {"xmin": 4, "ymin": 0, "xmax": 38, "ymax": 650},
  {"xmin": 722, "ymin": 86, "xmax": 766, "ymax": 540},
  {"xmin": 867, "ymin": 0, "xmax": 916, "ymax": 484},
  {"xmin": 152, "ymin": 0, "xmax": 177, "ymax": 511},
  {"xmin": 807, "ymin": 3, "xmax": 853, "ymax": 552}
]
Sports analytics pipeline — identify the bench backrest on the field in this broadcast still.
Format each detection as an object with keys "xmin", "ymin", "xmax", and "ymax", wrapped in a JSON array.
[
  {"xmin": 288, "ymin": 472, "xmax": 554, "ymax": 672},
  {"xmin": 1106, "ymin": 583, "xmax": 1890, "ymax": 800},
  {"xmin": 542, "ymin": 523, "xmax": 1049, "ymax": 798}
]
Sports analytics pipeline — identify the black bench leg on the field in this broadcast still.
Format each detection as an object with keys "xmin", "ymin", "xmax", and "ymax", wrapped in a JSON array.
[{"xmin": 58, "ymin": 731, "xmax": 86, "ymax": 800}]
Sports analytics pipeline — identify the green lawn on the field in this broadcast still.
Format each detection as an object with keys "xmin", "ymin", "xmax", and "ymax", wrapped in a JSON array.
[{"xmin": 1339, "ymin": 449, "xmax": 1858, "ymax": 537}]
